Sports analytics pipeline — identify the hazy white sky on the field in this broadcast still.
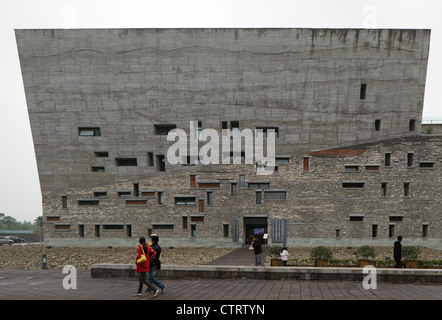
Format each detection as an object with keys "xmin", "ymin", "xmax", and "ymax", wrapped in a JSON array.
[{"xmin": 0, "ymin": 0, "xmax": 441, "ymax": 222}]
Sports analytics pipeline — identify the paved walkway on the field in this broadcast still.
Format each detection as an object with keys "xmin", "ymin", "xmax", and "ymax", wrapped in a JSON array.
[
  {"xmin": 206, "ymin": 245, "xmax": 268, "ymax": 266},
  {"xmin": 0, "ymin": 269, "xmax": 441, "ymax": 301}
]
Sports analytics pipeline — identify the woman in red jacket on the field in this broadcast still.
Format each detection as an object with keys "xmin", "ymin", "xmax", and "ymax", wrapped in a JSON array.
[{"xmin": 134, "ymin": 237, "xmax": 159, "ymax": 297}]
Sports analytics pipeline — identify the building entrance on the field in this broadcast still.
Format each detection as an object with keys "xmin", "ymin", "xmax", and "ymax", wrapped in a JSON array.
[{"xmin": 243, "ymin": 216, "xmax": 268, "ymax": 244}]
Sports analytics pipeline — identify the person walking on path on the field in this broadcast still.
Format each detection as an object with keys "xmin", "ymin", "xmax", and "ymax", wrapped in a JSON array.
[
  {"xmin": 251, "ymin": 235, "xmax": 263, "ymax": 266},
  {"xmin": 394, "ymin": 235, "xmax": 404, "ymax": 268},
  {"xmin": 134, "ymin": 237, "xmax": 160, "ymax": 297},
  {"xmin": 146, "ymin": 234, "xmax": 167, "ymax": 294}
]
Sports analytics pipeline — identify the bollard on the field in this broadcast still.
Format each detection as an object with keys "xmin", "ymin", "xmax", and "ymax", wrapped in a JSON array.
[{"xmin": 42, "ymin": 254, "xmax": 47, "ymax": 269}]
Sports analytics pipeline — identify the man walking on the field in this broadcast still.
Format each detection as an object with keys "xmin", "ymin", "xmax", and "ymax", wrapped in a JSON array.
[
  {"xmin": 251, "ymin": 235, "xmax": 263, "ymax": 266},
  {"xmin": 147, "ymin": 234, "xmax": 167, "ymax": 293}
]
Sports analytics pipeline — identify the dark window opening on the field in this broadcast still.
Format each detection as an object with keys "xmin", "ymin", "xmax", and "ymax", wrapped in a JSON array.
[
  {"xmin": 409, "ymin": 119, "xmax": 416, "ymax": 131},
  {"xmin": 404, "ymin": 182, "xmax": 410, "ymax": 196},
  {"xmin": 78, "ymin": 127, "xmax": 101, "ymax": 136},
  {"xmin": 174, "ymin": 196, "xmax": 196, "ymax": 205},
  {"xmin": 360, "ymin": 84, "xmax": 367, "ymax": 100},
  {"xmin": 407, "ymin": 153, "xmax": 413, "ymax": 167},
  {"xmin": 389, "ymin": 216, "xmax": 403, "ymax": 222},
  {"xmin": 389, "ymin": 224, "xmax": 395, "ymax": 238},
  {"xmin": 345, "ymin": 165, "xmax": 359, "ymax": 172},
  {"xmin": 152, "ymin": 224, "xmax": 174, "ymax": 230},
  {"xmin": 385, "ymin": 153, "xmax": 391, "ymax": 167},
  {"xmin": 148, "ymin": 152, "xmax": 154, "ymax": 166},
  {"xmin": 79, "ymin": 225, "xmax": 84, "ymax": 238},
  {"xmin": 375, "ymin": 119, "xmax": 381, "ymax": 131},
  {"xmin": 157, "ymin": 155, "xmax": 166, "ymax": 171},
  {"xmin": 62, "ymin": 196, "xmax": 67, "ymax": 209},
  {"xmin": 95, "ymin": 225, "xmax": 100, "ymax": 237},
  {"xmin": 154, "ymin": 124, "xmax": 176, "ymax": 135},
  {"xmin": 342, "ymin": 182, "xmax": 365, "ymax": 189},
  {"xmin": 381, "ymin": 183, "xmax": 387, "ymax": 197},
  {"xmin": 95, "ymin": 152, "xmax": 109, "ymax": 157},
  {"xmin": 115, "ymin": 158, "xmax": 137, "ymax": 166},
  {"xmin": 372, "ymin": 224, "xmax": 378, "ymax": 238},
  {"xmin": 350, "ymin": 216, "xmax": 364, "ymax": 222},
  {"xmin": 78, "ymin": 199, "xmax": 99, "ymax": 206},
  {"xmin": 91, "ymin": 166, "xmax": 105, "ymax": 172},
  {"xmin": 419, "ymin": 161, "xmax": 434, "ymax": 168},
  {"xmin": 422, "ymin": 225, "xmax": 429, "ymax": 238},
  {"xmin": 223, "ymin": 224, "xmax": 229, "ymax": 237},
  {"xmin": 93, "ymin": 191, "xmax": 107, "ymax": 198},
  {"xmin": 103, "ymin": 224, "xmax": 124, "ymax": 230}
]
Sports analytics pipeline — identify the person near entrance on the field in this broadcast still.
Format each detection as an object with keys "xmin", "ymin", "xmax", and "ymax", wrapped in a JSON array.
[{"xmin": 251, "ymin": 235, "xmax": 263, "ymax": 266}]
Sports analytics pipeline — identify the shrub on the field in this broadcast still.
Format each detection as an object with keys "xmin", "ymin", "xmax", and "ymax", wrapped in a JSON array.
[
  {"xmin": 402, "ymin": 246, "xmax": 420, "ymax": 261},
  {"xmin": 310, "ymin": 246, "xmax": 333, "ymax": 261},
  {"xmin": 354, "ymin": 245, "xmax": 377, "ymax": 260},
  {"xmin": 267, "ymin": 245, "xmax": 283, "ymax": 259}
]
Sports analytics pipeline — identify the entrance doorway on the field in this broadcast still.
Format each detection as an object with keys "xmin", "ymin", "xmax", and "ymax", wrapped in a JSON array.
[{"xmin": 243, "ymin": 216, "xmax": 268, "ymax": 244}]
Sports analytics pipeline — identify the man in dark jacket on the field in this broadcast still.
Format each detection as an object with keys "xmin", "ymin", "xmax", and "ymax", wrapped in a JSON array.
[
  {"xmin": 147, "ymin": 235, "xmax": 167, "ymax": 293},
  {"xmin": 393, "ymin": 235, "xmax": 403, "ymax": 268},
  {"xmin": 252, "ymin": 235, "xmax": 263, "ymax": 266}
]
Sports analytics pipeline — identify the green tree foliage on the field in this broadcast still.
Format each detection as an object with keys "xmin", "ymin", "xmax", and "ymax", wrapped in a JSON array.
[{"xmin": 0, "ymin": 213, "xmax": 41, "ymax": 231}]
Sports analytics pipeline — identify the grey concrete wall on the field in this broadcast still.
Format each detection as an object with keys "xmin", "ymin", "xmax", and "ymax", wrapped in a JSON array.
[{"xmin": 16, "ymin": 28, "xmax": 431, "ymax": 194}]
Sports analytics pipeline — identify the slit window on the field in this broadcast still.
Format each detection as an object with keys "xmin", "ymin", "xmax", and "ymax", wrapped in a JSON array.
[
  {"xmin": 389, "ymin": 216, "xmax": 403, "ymax": 222},
  {"xmin": 407, "ymin": 153, "xmax": 413, "ymax": 167},
  {"xmin": 365, "ymin": 165, "xmax": 379, "ymax": 172},
  {"xmin": 157, "ymin": 155, "xmax": 166, "ymax": 171},
  {"xmin": 231, "ymin": 183, "xmax": 237, "ymax": 196},
  {"xmin": 256, "ymin": 191, "xmax": 262, "ymax": 205},
  {"xmin": 381, "ymin": 182, "xmax": 387, "ymax": 197},
  {"xmin": 404, "ymin": 182, "xmax": 410, "ymax": 196},
  {"xmin": 91, "ymin": 166, "xmax": 105, "ymax": 172},
  {"xmin": 148, "ymin": 152, "xmax": 154, "ymax": 166},
  {"xmin": 93, "ymin": 191, "xmax": 107, "ymax": 198},
  {"xmin": 350, "ymin": 216, "xmax": 364, "ymax": 222},
  {"xmin": 372, "ymin": 224, "xmax": 378, "ymax": 238},
  {"xmin": 62, "ymin": 196, "xmax": 67, "ymax": 209},
  {"xmin": 78, "ymin": 199, "xmax": 99, "ymax": 206},
  {"xmin": 360, "ymin": 84, "xmax": 367, "ymax": 100},
  {"xmin": 385, "ymin": 153, "xmax": 391, "ymax": 167},
  {"xmin": 152, "ymin": 224, "xmax": 174, "ymax": 230},
  {"xmin": 103, "ymin": 224, "xmax": 124, "ymax": 230},
  {"xmin": 389, "ymin": 224, "xmax": 395, "ymax": 238},
  {"xmin": 248, "ymin": 182, "xmax": 270, "ymax": 189},
  {"xmin": 303, "ymin": 157, "xmax": 310, "ymax": 171},
  {"xmin": 342, "ymin": 182, "xmax": 365, "ymax": 189},
  {"xmin": 78, "ymin": 127, "xmax": 101, "ymax": 136},
  {"xmin": 422, "ymin": 224, "xmax": 429, "ymax": 238}
]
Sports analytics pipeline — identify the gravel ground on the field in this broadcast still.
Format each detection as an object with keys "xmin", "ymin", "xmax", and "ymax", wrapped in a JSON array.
[{"xmin": 0, "ymin": 244, "xmax": 440, "ymax": 270}]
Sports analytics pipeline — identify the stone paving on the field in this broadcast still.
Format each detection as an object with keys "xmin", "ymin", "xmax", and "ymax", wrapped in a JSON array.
[{"xmin": 0, "ymin": 269, "xmax": 441, "ymax": 301}]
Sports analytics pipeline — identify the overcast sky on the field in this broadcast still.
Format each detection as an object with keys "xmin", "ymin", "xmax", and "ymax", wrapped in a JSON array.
[{"xmin": 0, "ymin": 0, "xmax": 441, "ymax": 222}]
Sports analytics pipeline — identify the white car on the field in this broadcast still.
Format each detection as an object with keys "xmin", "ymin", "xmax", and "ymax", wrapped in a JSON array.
[{"xmin": 0, "ymin": 237, "xmax": 13, "ymax": 245}]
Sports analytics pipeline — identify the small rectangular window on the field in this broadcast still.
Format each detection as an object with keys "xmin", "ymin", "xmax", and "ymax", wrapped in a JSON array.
[
  {"xmin": 419, "ymin": 161, "xmax": 434, "ymax": 169},
  {"xmin": 342, "ymin": 182, "xmax": 365, "ymax": 189},
  {"xmin": 223, "ymin": 224, "xmax": 229, "ymax": 237},
  {"xmin": 231, "ymin": 183, "xmax": 237, "ymax": 196},
  {"xmin": 199, "ymin": 199, "xmax": 204, "ymax": 213},
  {"xmin": 103, "ymin": 224, "xmax": 124, "ymax": 230},
  {"xmin": 345, "ymin": 165, "xmax": 359, "ymax": 172},
  {"xmin": 62, "ymin": 196, "xmax": 67, "ymax": 209},
  {"xmin": 381, "ymin": 182, "xmax": 387, "ymax": 197},
  {"xmin": 152, "ymin": 224, "xmax": 174, "ymax": 230},
  {"xmin": 403, "ymin": 182, "xmax": 410, "ymax": 196},
  {"xmin": 389, "ymin": 224, "xmax": 395, "ymax": 238},
  {"xmin": 126, "ymin": 225, "xmax": 132, "ymax": 237},
  {"xmin": 365, "ymin": 165, "xmax": 379, "ymax": 172},
  {"xmin": 91, "ymin": 166, "xmax": 105, "ymax": 172},
  {"xmin": 78, "ymin": 199, "xmax": 99, "ymax": 206},
  {"xmin": 174, "ymin": 196, "xmax": 196, "ymax": 205},
  {"xmin": 95, "ymin": 152, "xmax": 109, "ymax": 157},
  {"xmin": 93, "ymin": 191, "xmax": 107, "ymax": 198},
  {"xmin": 372, "ymin": 224, "xmax": 378, "ymax": 238},
  {"xmin": 389, "ymin": 216, "xmax": 403, "ymax": 222},
  {"xmin": 422, "ymin": 224, "xmax": 429, "ymax": 238},
  {"xmin": 154, "ymin": 124, "xmax": 176, "ymax": 135},
  {"xmin": 360, "ymin": 83, "xmax": 367, "ymax": 100},
  {"xmin": 407, "ymin": 153, "xmax": 413, "ymax": 167},
  {"xmin": 207, "ymin": 192, "xmax": 212, "ymax": 206},
  {"xmin": 275, "ymin": 156, "xmax": 290, "ymax": 164},
  {"xmin": 264, "ymin": 190, "xmax": 286, "ymax": 200},
  {"xmin": 182, "ymin": 217, "xmax": 188, "ymax": 229},
  {"xmin": 350, "ymin": 216, "xmax": 364, "ymax": 222},
  {"xmin": 335, "ymin": 228, "xmax": 340, "ymax": 238},
  {"xmin": 239, "ymin": 174, "xmax": 245, "ymax": 188},
  {"xmin": 375, "ymin": 119, "xmax": 381, "ymax": 131},
  {"xmin": 115, "ymin": 158, "xmax": 137, "ymax": 166},
  {"xmin": 78, "ymin": 127, "xmax": 101, "ymax": 136},
  {"xmin": 409, "ymin": 119, "xmax": 416, "ymax": 131},
  {"xmin": 191, "ymin": 216, "xmax": 204, "ymax": 222},
  {"xmin": 117, "ymin": 191, "xmax": 131, "ymax": 197},
  {"xmin": 191, "ymin": 224, "xmax": 196, "ymax": 237},
  {"xmin": 95, "ymin": 225, "xmax": 101, "ymax": 237},
  {"xmin": 248, "ymin": 182, "xmax": 270, "ymax": 189},
  {"xmin": 133, "ymin": 183, "xmax": 139, "ymax": 197},
  {"xmin": 55, "ymin": 224, "xmax": 71, "ymax": 230},
  {"xmin": 79, "ymin": 225, "xmax": 85, "ymax": 237},
  {"xmin": 256, "ymin": 191, "xmax": 262, "ymax": 204},
  {"xmin": 125, "ymin": 199, "xmax": 147, "ymax": 206},
  {"xmin": 385, "ymin": 153, "xmax": 391, "ymax": 167},
  {"xmin": 157, "ymin": 192, "xmax": 163, "ymax": 205}
]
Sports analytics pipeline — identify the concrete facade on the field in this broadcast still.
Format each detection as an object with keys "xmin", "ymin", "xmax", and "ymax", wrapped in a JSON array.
[{"xmin": 15, "ymin": 28, "xmax": 439, "ymax": 248}]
